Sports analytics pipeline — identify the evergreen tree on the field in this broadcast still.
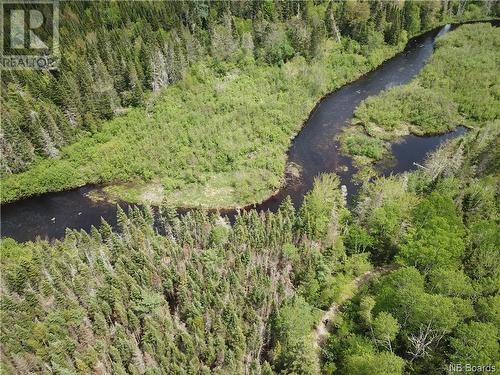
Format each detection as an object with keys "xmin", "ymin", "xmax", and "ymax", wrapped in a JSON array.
[{"xmin": 403, "ymin": 0, "xmax": 421, "ymax": 36}]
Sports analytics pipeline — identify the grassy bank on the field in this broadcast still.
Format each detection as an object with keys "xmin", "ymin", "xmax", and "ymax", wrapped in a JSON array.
[
  {"xmin": 3, "ymin": 22, "xmax": 496, "ymax": 207},
  {"xmin": 339, "ymin": 23, "xmax": 500, "ymax": 171},
  {"xmin": 2, "ymin": 121, "xmax": 498, "ymax": 374},
  {"xmin": 1, "ymin": 38, "xmax": 406, "ymax": 206}
]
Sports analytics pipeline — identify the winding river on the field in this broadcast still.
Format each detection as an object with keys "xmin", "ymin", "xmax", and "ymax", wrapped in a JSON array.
[{"xmin": 0, "ymin": 22, "xmax": 483, "ymax": 242}]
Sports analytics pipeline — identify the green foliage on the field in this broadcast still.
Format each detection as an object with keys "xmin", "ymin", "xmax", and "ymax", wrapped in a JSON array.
[
  {"xmin": 398, "ymin": 192, "xmax": 466, "ymax": 273},
  {"xmin": 428, "ymin": 23, "xmax": 500, "ymax": 122},
  {"xmin": 475, "ymin": 296, "xmax": 500, "ymax": 331},
  {"xmin": 6, "ymin": 0, "xmax": 491, "ymax": 205},
  {"xmin": 344, "ymin": 223, "xmax": 374, "ymax": 255},
  {"xmin": 342, "ymin": 131, "xmax": 387, "ymax": 159},
  {"xmin": 354, "ymin": 84, "xmax": 462, "ymax": 138},
  {"xmin": 1, "ymin": 4, "xmax": 499, "ymax": 375},
  {"xmin": 427, "ymin": 268, "xmax": 475, "ymax": 298},
  {"xmin": 403, "ymin": 0, "xmax": 421, "ymax": 36},
  {"xmin": 342, "ymin": 23, "xmax": 500, "ymax": 165},
  {"xmin": 271, "ymin": 296, "xmax": 321, "ymax": 374},
  {"xmin": 2, "ymin": 114, "xmax": 499, "ymax": 374},
  {"xmin": 0, "ymin": 208, "xmax": 290, "ymax": 373},
  {"xmin": 324, "ymin": 122, "xmax": 500, "ymax": 374},
  {"xmin": 298, "ymin": 173, "xmax": 346, "ymax": 241},
  {"xmin": 465, "ymin": 218, "xmax": 500, "ymax": 294},
  {"xmin": 1, "ymin": 37, "xmax": 403, "ymax": 205},
  {"xmin": 450, "ymin": 322, "xmax": 499, "ymax": 365},
  {"xmin": 0, "ymin": 179, "xmax": 361, "ymax": 374},
  {"xmin": 372, "ymin": 312, "xmax": 400, "ymax": 350},
  {"xmin": 344, "ymin": 351, "xmax": 405, "ymax": 375},
  {"xmin": 355, "ymin": 176, "xmax": 418, "ymax": 259}
]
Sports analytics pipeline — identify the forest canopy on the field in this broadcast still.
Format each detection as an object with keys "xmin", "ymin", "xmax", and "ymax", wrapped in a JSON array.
[
  {"xmin": 1, "ymin": 120, "xmax": 499, "ymax": 374},
  {"xmin": 1, "ymin": 1, "xmax": 499, "ymax": 375},
  {"xmin": 2, "ymin": 0, "xmax": 497, "ymax": 206}
]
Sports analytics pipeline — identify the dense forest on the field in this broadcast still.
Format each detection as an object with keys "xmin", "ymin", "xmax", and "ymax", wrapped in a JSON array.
[
  {"xmin": 1, "ymin": 1, "xmax": 499, "ymax": 375},
  {"xmin": 2, "ymin": 0, "xmax": 498, "ymax": 205},
  {"xmin": 1, "ymin": 120, "xmax": 499, "ymax": 374}
]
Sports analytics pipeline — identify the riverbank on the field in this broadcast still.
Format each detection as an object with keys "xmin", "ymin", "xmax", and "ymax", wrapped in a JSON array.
[
  {"xmin": 339, "ymin": 22, "xmax": 499, "ymax": 179},
  {"xmin": 1, "ymin": 36, "xmax": 406, "ymax": 207},
  {"xmin": 1, "ymin": 19, "xmax": 497, "ymax": 208},
  {"xmin": 0, "ymin": 21, "xmax": 477, "ymax": 241}
]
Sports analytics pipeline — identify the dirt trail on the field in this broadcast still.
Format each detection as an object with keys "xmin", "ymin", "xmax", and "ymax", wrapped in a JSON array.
[{"xmin": 313, "ymin": 264, "xmax": 397, "ymax": 350}]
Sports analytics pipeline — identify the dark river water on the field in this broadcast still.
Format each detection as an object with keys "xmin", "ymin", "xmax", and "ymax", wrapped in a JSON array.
[{"xmin": 0, "ymin": 22, "xmax": 485, "ymax": 242}]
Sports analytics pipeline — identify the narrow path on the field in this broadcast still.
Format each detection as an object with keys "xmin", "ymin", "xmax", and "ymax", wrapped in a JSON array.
[{"xmin": 313, "ymin": 264, "xmax": 397, "ymax": 352}]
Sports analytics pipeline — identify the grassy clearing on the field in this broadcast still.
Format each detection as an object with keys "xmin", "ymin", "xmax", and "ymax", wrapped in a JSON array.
[
  {"xmin": 340, "ymin": 23, "xmax": 500, "ymax": 169},
  {"xmin": 1, "ymin": 39, "xmax": 405, "ymax": 206}
]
